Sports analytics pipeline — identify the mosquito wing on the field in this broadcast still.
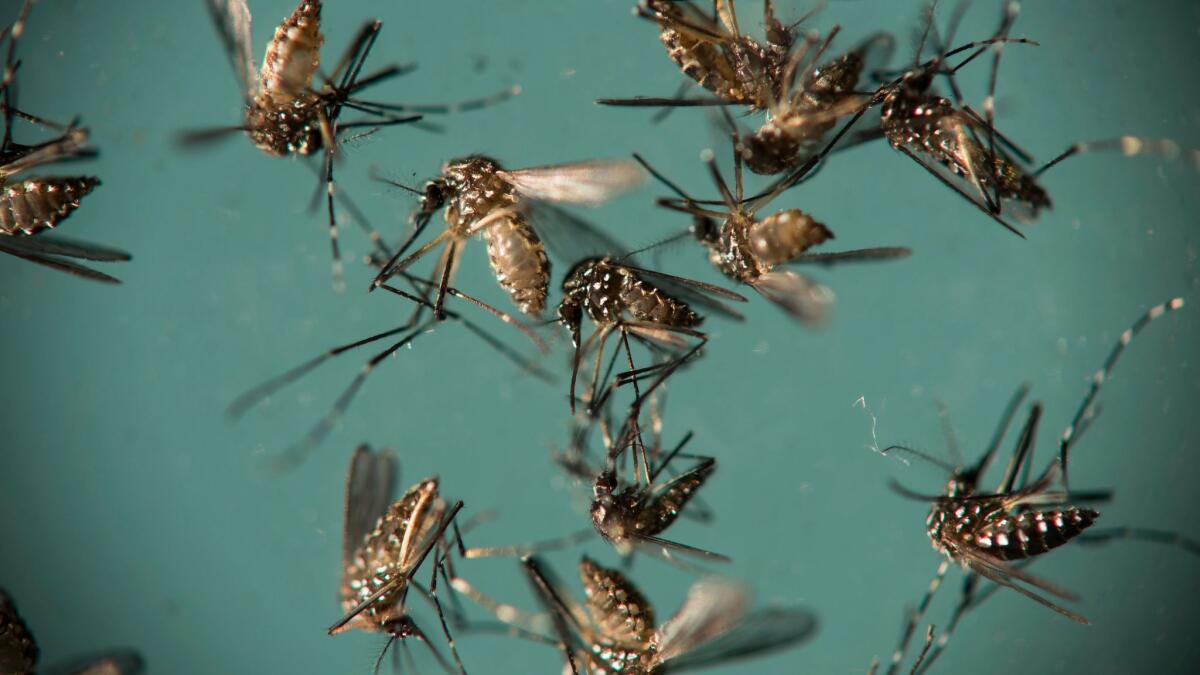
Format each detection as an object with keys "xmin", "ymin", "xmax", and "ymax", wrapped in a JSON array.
[
  {"xmin": 0, "ymin": 238, "xmax": 125, "ymax": 284},
  {"xmin": 499, "ymin": 160, "xmax": 644, "ymax": 207},
  {"xmin": 205, "ymin": 0, "xmax": 257, "ymax": 101},
  {"xmin": 749, "ymin": 269, "xmax": 833, "ymax": 325},
  {"xmin": 636, "ymin": 459, "xmax": 716, "ymax": 537},
  {"xmin": 0, "ymin": 234, "xmax": 130, "ymax": 262},
  {"xmin": 621, "ymin": 263, "xmax": 748, "ymax": 321},
  {"xmin": 664, "ymin": 605, "xmax": 817, "ymax": 672},
  {"xmin": 44, "ymin": 651, "xmax": 145, "ymax": 675},
  {"xmin": 653, "ymin": 577, "xmax": 750, "ymax": 666},
  {"xmin": 959, "ymin": 548, "xmax": 1088, "ymax": 624},
  {"xmin": 342, "ymin": 444, "xmax": 396, "ymax": 566},
  {"xmin": 526, "ymin": 202, "xmax": 632, "ymax": 266}
]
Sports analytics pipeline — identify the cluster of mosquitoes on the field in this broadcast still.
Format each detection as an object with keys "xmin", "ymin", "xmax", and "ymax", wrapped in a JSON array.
[{"xmin": 2, "ymin": 0, "xmax": 1198, "ymax": 673}]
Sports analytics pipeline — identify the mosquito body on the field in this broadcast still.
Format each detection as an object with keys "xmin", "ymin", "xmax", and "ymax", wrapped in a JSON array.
[
  {"xmin": 744, "ymin": 31, "xmax": 895, "ymax": 175},
  {"xmin": 453, "ymin": 555, "xmax": 816, "ymax": 674},
  {"xmin": 0, "ymin": 589, "xmax": 143, "ymax": 675},
  {"xmin": 599, "ymin": 0, "xmax": 797, "ymax": 113},
  {"xmin": 643, "ymin": 130, "xmax": 909, "ymax": 324},
  {"xmin": 333, "ymin": 445, "xmax": 466, "ymax": 672},
  {"xmin": 880, "ymin": 297, "xmax": 1189, "ymax": 675},
  {"xmin": 0, "ymin": 1, "xmax": 130, "ymax": 283},
  {"xmin": 557, "ymin": 255, "xmax": 745, "ymax": 413},
  {"xmin": 372, "ymin": 155, "xmax": 644, "ymax": 320}
]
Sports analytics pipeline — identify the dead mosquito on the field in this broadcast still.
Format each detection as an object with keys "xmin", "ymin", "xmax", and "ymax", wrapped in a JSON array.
[
  {"xmin": 598, "ymin": 0, "xmax": 802, "ymax": 115},
  {"xmin": 1, "ymin": 588, "xmax": 144, "ymax": 675},
  {"xmin": 334, "ymin": 444, "xmax": 466, "ymax": 674},
  {"xmin": 862, "ymin": 0, "xmax": 1196, "ymax": 236},
  {"xmin": 0, "ymin": 1, "xmax": 130, "ymax": 283},
  {"xmin": 369, "ymin": 155, "xmax": 645, "ymax": 322},
  {"xmin": 637, "ymin": 123, "xmax": 910, "ymax": 324},
  {"xmin": 187, "ymin": 0, "xmax": 517, "ymax": 289},
  {"xmin": 878, "ymin": 297, "xmax": 1193, "ymax": 675},
  {"xmin": 557, "ymin": 253, "xmax": 747, "ymax": 415},
  {"xmin": 451, "ymin": 555, "xmax": 817, "ymax": 674}
]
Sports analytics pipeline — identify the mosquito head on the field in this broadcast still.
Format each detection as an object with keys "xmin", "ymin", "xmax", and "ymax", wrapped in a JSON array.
[
  {"xmin": 557, "ymin": 299, "xmax": 582, "ymax": 349},
  {"xmin": 417, "ymin": 178, "xmax": 449, "ymax": 217}
]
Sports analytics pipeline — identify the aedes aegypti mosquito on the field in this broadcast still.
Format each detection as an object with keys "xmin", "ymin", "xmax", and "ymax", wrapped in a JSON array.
[
  {"xmin": 369, "ymin": 155, "xmax": 645, "ymax": 321},
  {"xmin": 1, "ymin": 588, "xmax": 144, "ymax": 675},
  {"xmin": 0, "ymin": 1, "xmax": 130, "ymax": 283},
  {"xmin": 598, "ymin": 0, "xmax": 800, "ymax": 115},
  {"xmin": 334, "ymin": 444, "xmax": 466, "ymax": 674},
  {"xmin": 557, "ymin": 253, "xmax": 747, "ymax": 415},
  {"xmin": 638, "ymin": 123, "xmax": 909, "ymax": 324},
  {"xmin": 878, "ymin": 297, "xmax": 1197, "ymax": 675},
  {"xmin": 450, "ymin": 554, "xmax": 816, "ymax": 674},
  {"xmin": 187, "ymin": 0, "xmax": 517, "ymax": 290}
]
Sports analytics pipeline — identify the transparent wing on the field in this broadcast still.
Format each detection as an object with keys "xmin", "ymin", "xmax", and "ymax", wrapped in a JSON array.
[
  {"xmin": 499, "ymin": 160, "xmax": 644, "ymax": 207},
  {"xmin": 749, "ymin": 269, "xmax": 833, "ymax": 325},
  {"xmin": 342, "ymin": 444, "xmax": 396, "ymax": 565},
  {"xmin": 665, "ymin": 605, "xmax": 818, "ymax": 672},
  {"xmin": 526, "ymin": 201, "xmax": 633, "ymax": 265},
  {"xmin": 654, "ymin": 577, "xmax": 750, "ymax": 665},
  {"xmin": 959, "ymin": 548, "xmax": 1088, "ymax": 624},
  {"xmin": 621, "ymin": 263, "xmax": 748, "ymax": 321},
  {"xmin": 0, "ymin": 234, "xmax": 130, "ymax": 262},
  {"xmin": 204, "ymin": 0, "xmax": 257, "ymax": 100}
]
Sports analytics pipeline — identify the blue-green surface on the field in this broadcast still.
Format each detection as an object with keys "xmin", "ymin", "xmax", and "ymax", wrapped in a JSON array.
[{"xmin": 1, "ymin": 1, "xmax": 1198, "ymax": 673}]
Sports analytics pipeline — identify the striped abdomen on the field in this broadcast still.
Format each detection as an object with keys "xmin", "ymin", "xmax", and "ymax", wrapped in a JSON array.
[
  {"xmin": 973, "ymin": 508, "xmax": 1098, "ymax": 561},
  {"xmin": 0, "ymin": 176, "xmax": 100, "ymax": 237},
  {"xmin": 482, "ymin": 212, "xmax": 549, "ymax": 316},
  {"xmin": 662, "ymin": 29, "xmax": 747, "ymax": 104},
  {"xmin": 631, "ymin": 462, "xmax": 714, "ymax": 537}
]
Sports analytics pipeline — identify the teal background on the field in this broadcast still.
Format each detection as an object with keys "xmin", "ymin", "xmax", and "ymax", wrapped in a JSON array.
[{"xmin": 1, "ymin": 0, "xmax": 1197, "ymax": 673}]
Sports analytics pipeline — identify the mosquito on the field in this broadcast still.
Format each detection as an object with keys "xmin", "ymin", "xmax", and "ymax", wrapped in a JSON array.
[
  {"xmin": 741, "ymin": 28, "xmax": 896, "ymax": 176},
  {"xmin": 0, "ymin": 1, "xmax": 130, "ymax": 283},
  {"xmin": 639, "ymin": 124, "xmax": 910, "ymax": 324},
  {"xmin": 557, "ymin": 254, "xmax": 747, "ymax": 415},
  {"xmin": 369, "ymin": 155, "xmax": 645, "ymax": 322},
  {"xmin": 333, "ymin": 444, "xmax": 467, "ymax": 674},
  {"xmin": 451, "ymin": 555, "xmax": 816, "ymax": 674},
  {"xmin": 1, "ymin": 588, "xmax": 144, "ymax": 675},
  {"xmin": 187, "ymin": 0, "xmax": 517, "ymax": 289},
  {"xmin": 878, "ymin": 297, "xmax": 1189, "ymax": 675},
  {"xmin": 867, "ymin": 1, "xmax": 1196, "ymax": 236},
  {"xmin": 598, "ymin": 0, "xmax": 801, "ymax": 114}
]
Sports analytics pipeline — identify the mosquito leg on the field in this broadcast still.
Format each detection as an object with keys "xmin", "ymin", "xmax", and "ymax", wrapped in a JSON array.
[
  {"xmin": 425, "ymin": 557, "xmax": 466, "ymax": 674},
  {"xmin": 886, "ymin": 559, "xmax": 949, "ymax": 675},
  {"xmin": 463, "ymin": 528, "xmax": 594, "ymax": 559},
  {"xmin": 1076, "ymin": 527, "xmax": 1200, "ymax": 557},
  {"xmin": 893, "ymin": 144, "xmax": 1021, "ymax": 236},
  {"xmin": 1058, "ymin": 298, "xmax": 1184, "ymax": 486},
  {"xmin": 915, "ymin": 573, "xmax": 981, "ymax": 675},
  {"xmin": 1034, "ymin": 137, "xmax": 1200, "ymax": 178}
]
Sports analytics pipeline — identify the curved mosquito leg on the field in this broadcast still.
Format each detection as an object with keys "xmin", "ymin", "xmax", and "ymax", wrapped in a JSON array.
[
  {"xmin": 446, "ymin": 574, "xmax": 554, "ymax": 640},
  {"xmin": 586, "ymin": 328, "xmax": 628, "ymax": 417},
  {"xmin": 908, "ymin": 625, "xmax": 936, "ymax": 675},
  {"xmin": 2, "ymin": 0, "xmax": 34, "ymax": 144},
  {"xmin": 568, "ymin": 326, "xmax": 604, "ymax": 415},
  {"xmin": 438, "ymin": 286, "xmax": 547, "ymax": 352},
  {"xmin": 462, "ymin": 528, "xmax": 594, "ymax": 559},
  {"xmin": 649, "ymin": 79, "xmax": 692, "ymax": 125},
  {"xmin": 886, "ymin": 559, "xmax": 949, "ymax": 675},
  {"xmin": 623, "ymin": 324, "xmax": 708, "ymax": 412},
  {"xmin": 351, "ymin": 83, "xmax": 521, "ymax": 116},
  {"xmin": 433, "ymin": 239, "xmax": 461, "ymax": 321},
  {"xmin": 424, "ymin": 556, "xmax": 466, "ymax": 674},
  {"xmin": 1058, "ymin": 297, "xmax": 1184, "ymax": 486},
  {"xmin": 995, "ymin": 403, "xmax": 1042, "ymax": 494},
  {"xmin": 585, "ymin": 325, "xmax": 616, "ymax": 413}
]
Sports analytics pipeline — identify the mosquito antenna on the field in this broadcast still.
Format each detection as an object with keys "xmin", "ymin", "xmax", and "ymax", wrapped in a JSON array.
[
  {"xmin": 1059, "ymin": 297, "xmax": 1184, "ymax": 486},
  {"xmin": 881, "ymin": 445, "xmax": 957, "ymax": 473},
  {"xmin": 632, "ymin": 152, "xmax": 696, "ymax": 202},
  {"xmin": 369, "ymin": 165, "xmax": 423, "ymax": 195}
]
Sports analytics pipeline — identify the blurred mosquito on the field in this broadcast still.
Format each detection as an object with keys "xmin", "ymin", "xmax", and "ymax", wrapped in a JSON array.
[
  {"xmin": 558, "ymin": 254, "xmax": 746, "ymax": 415},
  {"xmin": 598, "ymin": 0, "xmax": 802, "ymax": 115},
  {"xmin": 451, "ymin": 555, "xmax": 817, "ymax": 674},
  {"xmin": 638, "ymin": 123, "xmax": 909, "ymax": 324},
  {"xmin": 228, "ymin": 266, "xmax": 554, "ymax": 472},
  {"xmin": 1, "ymin": 588, "xmax": 144, "ymax": 675},
  {"xmin": 741, "ymin": 29, "xmax": 896, "ymax": 175},
  {"xmin": 369, "ymin": 155, "xmax": 644, "ymax": 323},
  {"xmin": 187, "ymin": 1, "xmax": 517, "ymax": 290},
  {"xmin": 878, "ymin": 297, "xmax": 1191, "ymax": 675},
  {"xmin": 334, "ymin": 444, "xmax": 466, "ymax": 674},
  {"xmin": 0, "ymin": 1, "xmax": 130, "ymax": 283}
]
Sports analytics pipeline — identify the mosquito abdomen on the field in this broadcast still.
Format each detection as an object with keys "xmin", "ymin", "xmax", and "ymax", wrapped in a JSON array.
[
  {"xmin": 975, "ymin": 508, "xmax": 1099, "ymax": 561},
  {"xmin": 749, "ymin": 209, "xmax": 832, "ymax": 267},
  {"xmin": 0, "ymin": 176, "xmax": 100, "ymax": 237},
  {"xmin": 482, "ymin": 212, "xmax": 549, "ymax": 316},
  {"xmin": 620, "ymin": 272, "xmax": 701, "ymax": 327},
  {"xmin": 258, "ymin": 1, "xmax": 323, "ymax": 105}
]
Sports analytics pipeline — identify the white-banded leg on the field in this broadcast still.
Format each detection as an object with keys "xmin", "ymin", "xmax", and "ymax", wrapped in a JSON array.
[{"xmin": 886, "ymin": 559, "xmax": 949, "ymax": 675}]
